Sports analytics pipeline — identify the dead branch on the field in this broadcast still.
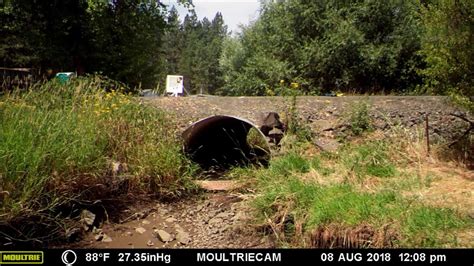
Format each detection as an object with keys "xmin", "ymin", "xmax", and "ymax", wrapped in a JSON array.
[{"xmin": 448, "ymin": 112, "xmax": 474, "ymax": 147}]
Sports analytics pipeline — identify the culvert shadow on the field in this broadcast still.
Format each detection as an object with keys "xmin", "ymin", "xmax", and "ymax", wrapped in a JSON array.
[{"xmin": 182, "ymin": 115, "xmax": 271, "ymax": 172}]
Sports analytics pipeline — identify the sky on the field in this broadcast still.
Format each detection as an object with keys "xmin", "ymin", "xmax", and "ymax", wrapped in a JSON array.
[{"xmin": 164, "ymin": 0, "xmax": 261, "ymax": 34}]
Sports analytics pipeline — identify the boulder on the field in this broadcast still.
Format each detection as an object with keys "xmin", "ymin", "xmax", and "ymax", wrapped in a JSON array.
[{"xmin": 260, "ymin": 112, "xmax": 285, "ymax": 136}]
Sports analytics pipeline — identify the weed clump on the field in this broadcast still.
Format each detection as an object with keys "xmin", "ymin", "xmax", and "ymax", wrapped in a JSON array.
[
  {"xmin": 348, "ymin": 100, "xmax": 372, "ymax": 136},
  {"xmin": 284, "ymin": 95, "xmax": 312, "ymax": 142}
]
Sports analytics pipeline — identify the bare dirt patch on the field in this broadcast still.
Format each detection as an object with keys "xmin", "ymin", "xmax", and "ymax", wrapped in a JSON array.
[{"xmin": 74, "ymin": 193, "xmax": 273, "ymax": 248}]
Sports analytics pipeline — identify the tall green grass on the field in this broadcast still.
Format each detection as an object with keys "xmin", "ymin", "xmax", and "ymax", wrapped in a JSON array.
[
  {"xmin": 0, "ymin": 77, "xmax": 196, "ymax": 218},
  {"xmin": 248, "ymin": 144, "xmax": 471, "ymax": 247},
  {"xmin": 341, "ymin": 141, "xmax": 397, "ymax": 178}
]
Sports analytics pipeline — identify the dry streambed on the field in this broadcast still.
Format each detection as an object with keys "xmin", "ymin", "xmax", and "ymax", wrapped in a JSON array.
[{"xmin": 75, "ymin": 193, "xmax": 272, "ymax": 248}]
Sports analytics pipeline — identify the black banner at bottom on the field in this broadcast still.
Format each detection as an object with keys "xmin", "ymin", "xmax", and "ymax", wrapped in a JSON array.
[{"xmin": 0, "ymin": 249, "xmax": 472, "ymax": 266}]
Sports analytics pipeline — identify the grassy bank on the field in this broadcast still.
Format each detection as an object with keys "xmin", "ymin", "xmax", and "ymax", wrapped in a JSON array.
[
  {"xmin": 0, "ymin": 77, "xmax": 196, "ymax": 242},
  {"xmin": 233, "ymin": 130, "xmax": 472, "ymax": 248}
]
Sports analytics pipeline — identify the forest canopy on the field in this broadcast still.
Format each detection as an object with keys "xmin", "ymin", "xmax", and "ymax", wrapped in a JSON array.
[{"xmin": 1, "ymin": 0, "xmax": 473, "ymax": 107}]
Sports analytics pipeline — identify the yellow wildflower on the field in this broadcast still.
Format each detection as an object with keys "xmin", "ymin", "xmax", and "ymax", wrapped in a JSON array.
[{"xmin": 266, "ymin": 89, "xmax": 275, "ymax": 96}]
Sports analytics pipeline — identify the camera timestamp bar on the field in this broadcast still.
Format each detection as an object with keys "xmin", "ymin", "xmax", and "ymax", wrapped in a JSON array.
[{"xmin": 2, "ymin": 249, "xmax": 471, "ymax": 266}]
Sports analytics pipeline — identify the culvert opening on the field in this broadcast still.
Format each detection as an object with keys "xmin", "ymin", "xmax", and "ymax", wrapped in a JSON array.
[{"xmin": 182, "ymin": 115, "xmax": 270, "ymax": 170}]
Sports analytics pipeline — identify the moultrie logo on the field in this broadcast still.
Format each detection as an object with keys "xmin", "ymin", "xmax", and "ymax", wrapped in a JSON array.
[{"xmin": 0, "ymin": 251, "xmax": 43, "ymax": 264}]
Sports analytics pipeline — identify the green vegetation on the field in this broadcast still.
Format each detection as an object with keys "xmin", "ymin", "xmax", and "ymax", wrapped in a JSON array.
[
  {"xmin": 284, "ymin": 95, "xmax": 313, "ymax": 142},
  {"xmin": 255, "ymin": 174, "xmax": 466, "ymax": 246},
  {"xmin": 420, "ymin": 0, "xmax": 474, "ymax": 112},
  {"xmin": 269, "ymin": 153, "xmax": 310, "ymax": 176},
  {"xmin": 219, "ymin": 0, "xmax": 424, "ymax": 95},
  {"xmin": 0, "ymin": 0, "xmax": 226, "ymax": 93},
  {"xmin": 216, "ymin": 0, "xmax": 473, "ymax": 110},
  {"xmin": 0, "ymin": 77, "xmax": 196, "ymax": 219},
  {"xmin": 310, "ymin": 157, "xmax": 334, "ymax": 177},
  {"xmin": 171, "ymin": 9, "xmax": 227, "ymax": 94},
  {"xmin": 234, "ymin": 136, "xmax": 472, "ymax": 247},
  {"xmin": 348, "ymin": 101, "xmax": 372, "ymax": 136},
  {"xmin": 2, "ymin": 0, "xmax": 472, "ymax": 106},
  {"xmin": 341, "ymin": 142, "xmax": 396, "ymax": 178},
  {"xmin": 1, "ymin": 0, "xmax": 472, "ymax": 248}
]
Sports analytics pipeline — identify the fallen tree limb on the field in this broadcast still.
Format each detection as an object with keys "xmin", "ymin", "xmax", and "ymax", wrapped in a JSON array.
[{"xmin": 448, "ymin": 112, "xmax": 474, "ymax": 147}]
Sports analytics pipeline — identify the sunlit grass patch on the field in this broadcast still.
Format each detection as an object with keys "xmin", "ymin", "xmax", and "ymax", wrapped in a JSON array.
[
  {"xmin": 269, "ymin": 152, "xmax": 311, "ymax": 176},
  {"xmin": 248, "ymin": 132, "xmax": 471, "ymax": 247},
  {"xmin": 341, "ymin": 141, "xmax": 397, "ymax": 179},
  {"xmin": 252, "ymin": 169, "xmax": 470, "ymax": 247}
]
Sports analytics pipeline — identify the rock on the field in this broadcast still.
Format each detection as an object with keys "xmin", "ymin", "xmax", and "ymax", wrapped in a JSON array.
[
  {"xmin": 195, "ymin": 180, "xmax": 241, "ymax": 191},
  {"xmin": 174, "ymin": 224, "xmax": 184, "ymax": 231},
  {"xmin": 468, "ymin": 212, "xmax": 474, "ymax": 220},
  {"xmin": 373, "ymin": 120, "xmax": 389, "ymax": 130},
  {"xmin": 65, "ymin": 228, "xmax": 81, "ymax": 242},
  {"xmin": 147, "ymin": 240, "xmax": 155, "ymax": 247},
  {"xmin": 80, "ymin": 210, "xmax": 96, "ymax": 230},
  {"xmin": 134, "ymin": 212, "xmax": 147, "ymax": 219},
  {"xmin": 314, "ymin": 138, "xmax": 340, "ymax": 152},
  {"xmin": 260, "ymin": 112, "xmax": 285, "ymax": 136},
  {"xmin": 125, "ymin": 231, "xmax": 133, "ymax": 237},
  {"xmin": 208, "ymin": 210, "xmax": 217, "ymax": 218},
  {"xmin": 208, "ymin": 217, "xmax": 223, "ymax": 226},
  {"xmin": 215, "ymin": 212, "xmax": 229, "ymax": 219},
  {"xmin": 232, "ymin": 211, "xmax": 247, "ymax": 222},
  {"xmin": 312, "ymin": 120, "xmax": 335, "ymax": 131},
  {"xmin": 94, "ymin": 233, "xmax": 104, "ymax": 241},
  {"xmin": 111, "ymin": 161, "xmax": 127, "ymax": 176},
  {"xmin": 165, "ymin": 217, "xmax": 177, "ymax": 223},
  {"xmin": 176, "ymin": 230, "xmax": 191, "ymax": 245},
  {"xmin": 219, "ymin": 225, "xmax": 230, "ymax": 233},
  {"xmin": 268, "ymin": 128, "xmax": 284, "ymax": 144},
  {"xmin": 111, "ymin": 161, "xmax": 121, "ymax": 175},
  {"xmin": 135, "ymin": 227, "xmax": 147, "ymax": 234},
  {"xmin": 196, "ymin": 204, "xmax": 205, "ymax": 212},
  {"xmin": 102, "ymin": 235, "xmax": 113, "ymax": 243},
  {"xmin": 269, "ymin": 128, "xmax": 283, "ymax": 134},
  {"xmin": 142, "ymin": 220, "xmax": 151, "ymax": 225},
  {"xmin": 155, "ymin": 229, "xmax": 173, "ymax": 242}
]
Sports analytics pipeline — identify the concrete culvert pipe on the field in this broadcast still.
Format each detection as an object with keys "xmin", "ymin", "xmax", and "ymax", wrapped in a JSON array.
[{"xmin": 182, "ymin": 115, "xmax": 271, "ymax": 169}]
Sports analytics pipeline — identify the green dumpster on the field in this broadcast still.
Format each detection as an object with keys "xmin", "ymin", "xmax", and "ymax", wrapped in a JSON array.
[{"xmin": 55, "ymin": 72, "xmax": 76, "ymax": 84}]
